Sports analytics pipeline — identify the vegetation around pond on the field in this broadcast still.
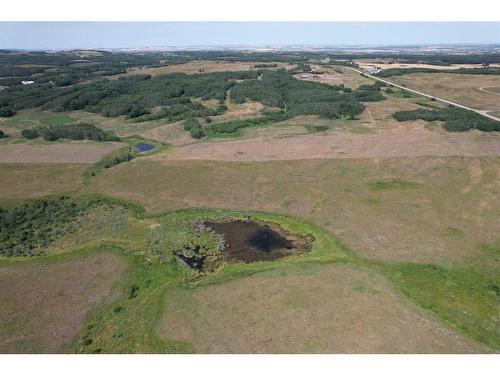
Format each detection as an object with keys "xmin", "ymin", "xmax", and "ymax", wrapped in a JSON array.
[
  {"xmin": 0, "ymin": 195, "xmax": 498, "ymax": 352},
  {"xmin": 84, "ymin": 138, "xmax": 167, "ymax": 177}
]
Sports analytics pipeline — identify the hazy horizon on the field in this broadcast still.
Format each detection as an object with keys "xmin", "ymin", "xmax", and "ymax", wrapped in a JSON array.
[{"xmin": 1, "ymin": 22, "xmax": 499, "ymax": 50}]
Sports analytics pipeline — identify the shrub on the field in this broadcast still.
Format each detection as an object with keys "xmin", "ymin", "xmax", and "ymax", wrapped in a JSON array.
[
  {"xmin": 0, "ymin": 107, "xmax": 15, "ymax": 117},
  {"xmin": 190, "ymin": 126, "xmax": 206, "ymax": 139},
  {"xmin": 354, "ymin": 83, "xmax": 385, "ymax": 102},
  {"xmin": 0, "ymin": 196, "xmax": 92, "ymax": 257},
  {"xmin": 127, "ymin": 284, "xmax": 139, "ymax": 299},
  {"xmin": 183, "ymin": 118, "xmax": 206, "ymax": 138},
  {"xmin": 103, "ymin": 150, "xmax": 135, "ymax": 168},
  {"xmin": 21, "ymin": 128, "xmax": 40, "ymax": 139}
]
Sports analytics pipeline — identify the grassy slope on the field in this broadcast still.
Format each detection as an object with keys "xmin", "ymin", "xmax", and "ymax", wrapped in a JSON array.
[
  {"xmin": 85, "ymin": 157, "xmax": 500, "ymax": 265},
  {"xmin": 0, "ymin": 79, "xmax": 499, "ymax": 351},
  {"xmin": 1, "ymin": 196, "xmax": 498, "ymax": 352}
]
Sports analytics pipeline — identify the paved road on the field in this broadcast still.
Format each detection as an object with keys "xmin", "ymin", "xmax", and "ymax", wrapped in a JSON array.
[{"xmin": 345, "ymin": 67, "xmax": 500, "ymax": 122}]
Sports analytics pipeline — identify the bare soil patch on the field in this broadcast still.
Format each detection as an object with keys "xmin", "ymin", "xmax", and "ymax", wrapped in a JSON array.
[
  {"xmin": 210, "ymin": 101, "xmax": 265, "ymax": 123},
  {"xmin": 0, "ymin": 142, "xmax": 123, "ymax": 164},
  {"xmin": 300, "ymin": 65, "xmax": 373, "ymax": 89},
  {"xmin": 0, "ymin": 252, "xmax": 128, "ymax": 353},
  {"xmin": 159, "ymin": 263, "xmax": 487, "ymax": 353}
]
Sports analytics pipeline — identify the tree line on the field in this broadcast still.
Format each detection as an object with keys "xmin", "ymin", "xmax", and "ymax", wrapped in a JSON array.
[
  {"xmin": 377, "ymin": 67, "xmax": 500, "ymax": 78},
  {"xmin": 393, "ymin": 106, "xmax": 500, "ymax": 132},
  {"xmin": 21, "ymin": 123, "xmax": 120, "ymax": 142}
]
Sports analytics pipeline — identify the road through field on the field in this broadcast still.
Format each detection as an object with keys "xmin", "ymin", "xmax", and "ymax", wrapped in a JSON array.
[
  {"xmin": 479, "ymin": 86, "xmax": 500, "ymax": 98},
  {"xmin": 346, "ymin": 67, "xmax": 500, "ymax": 122}
]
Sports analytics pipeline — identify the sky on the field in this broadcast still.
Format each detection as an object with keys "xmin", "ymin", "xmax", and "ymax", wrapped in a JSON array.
[{"xmin": 0, "ymin": 22, "xmax": 499, "ymax": 50}]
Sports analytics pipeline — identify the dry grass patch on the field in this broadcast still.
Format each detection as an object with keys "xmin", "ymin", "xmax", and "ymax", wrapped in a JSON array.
[
  {"xmin": 210, "ymin": 100, "xmax": 265, "ymax": 123},
  {"xmin": 0, "ymin": 164, "xmax": 86, "ymax": 202},
  {"xmin": 390, "ymin": 73, "xmax": 500, "ymax": 110},
  {"xmin": 488, "ymin": 111, "xmax": 500, "ymax": 120},
  {"xmin": 112, "ymin": 60, "xmax": 293, "ymax": 79},
  {"xmin": 356, "ymin": 61, "xmax": 500, "ymax": 71},
  {"xmin": 159, "ymin": 263, "xmax": 487, "ymax": 353},
  {"xmin": 0, "ymin": 251, "xmax": 128, "ymax": 353},
  {"xmin": 141, "ymin": 121, "xmax": 194, "ymax": 146},
  {"xmin": 0, "ymin": 143, "xmax": 123, "ymax": 164},
  {"xmin": 154, "ymin": 123, "xmax": 500, "ymax": 162}
]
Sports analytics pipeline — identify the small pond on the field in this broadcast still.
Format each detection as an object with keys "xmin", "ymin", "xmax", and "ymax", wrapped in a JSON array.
[
  {"xmin": 136, "ymin": 143, "xmax": 154, "ymax": 153},
  {"xmin": 205, "ymin": 219, "xmax": 312, "ymax": 263}
]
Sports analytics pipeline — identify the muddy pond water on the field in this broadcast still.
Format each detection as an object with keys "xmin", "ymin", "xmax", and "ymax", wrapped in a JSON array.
[{"xmin": 204, "ymin": 220, "xmax": 312, "ymax": 263}]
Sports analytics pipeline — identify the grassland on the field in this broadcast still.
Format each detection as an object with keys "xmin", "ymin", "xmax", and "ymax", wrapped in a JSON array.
[
  {"xmin": 390, "ymin": 73, "xmax": 500, "ymax": 110},
  {"xmin": 355, "ymin": 61, "xmax": 500, "ymax": 71},
  {"xmin": 159, "ymin": 263, "xmax": 487, "ymax": 353},
  {"xmin": 0, "ymin": 198, "xmax": 497, "ymax": 353},
  {"xmin": 111, "ymin": 60, "xmax": 294, "ymax": 79},
  {"xmin": 0, "ymin": 164, "xmax": 86, "ymax": 203},
  {"xmin": 83, "ymin": 157, "xmax": 500, "ymax": 267},
  {"xmin": 0, "ymin": 143, "xmax": 123, "ymax": 164},
  {"xmin": 0, "ymin": 60, "xmax": 499, "ymax": 354},
  {"xmin": 0, "ymin": 250, "xmax": 128, "ymax": 353}
]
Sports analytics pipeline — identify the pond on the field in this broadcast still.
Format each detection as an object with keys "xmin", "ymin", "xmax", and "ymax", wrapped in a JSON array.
[
  {"xmin": 136, "ymin": 143, "xmax": 154, "ymax": 153},
  {"xmin": 204, "ymin": 219, "xmax": 312, "ymax": 263}
]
